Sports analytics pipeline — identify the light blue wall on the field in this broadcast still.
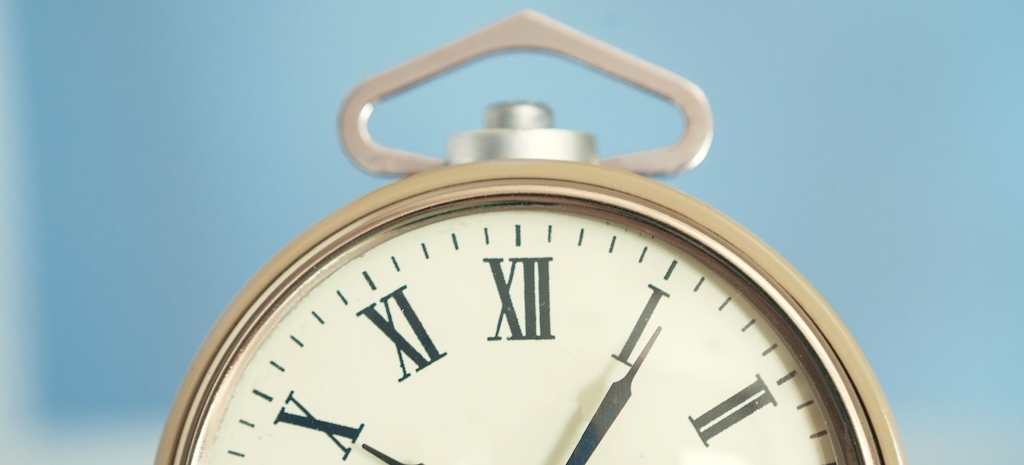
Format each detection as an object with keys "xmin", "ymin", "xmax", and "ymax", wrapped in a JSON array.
[{"xmin": 6, "ymin": 0, "xmax": 1023, "ymax": 462}]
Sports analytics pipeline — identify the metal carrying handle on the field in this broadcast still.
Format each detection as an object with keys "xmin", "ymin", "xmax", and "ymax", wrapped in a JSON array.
[{"xmin": 338, "ymin": 10, "xmax": 713, "ymax": 176}]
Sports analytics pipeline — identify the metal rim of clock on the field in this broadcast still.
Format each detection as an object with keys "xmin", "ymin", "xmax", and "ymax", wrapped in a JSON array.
[
  {"xmin": 337, "ymin": 10, "xmax": 713, "ymax": 176},
  {"xmin": 156, "ymin": 161, "xmax": 904, "ymax": 465}
]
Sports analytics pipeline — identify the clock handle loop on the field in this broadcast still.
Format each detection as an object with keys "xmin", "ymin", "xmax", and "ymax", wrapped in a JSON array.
[{"xmin": 338, "ymin": 10, "xmax": 713, "ymax": 176}]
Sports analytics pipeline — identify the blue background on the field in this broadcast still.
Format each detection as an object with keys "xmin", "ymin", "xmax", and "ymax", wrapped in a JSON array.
[{"xmin": 3, "ymin": 1, "xmax": 1022, "ymax": 462}]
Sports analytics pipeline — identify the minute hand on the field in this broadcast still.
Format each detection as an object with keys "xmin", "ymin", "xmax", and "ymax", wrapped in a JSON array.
[{"xmin": 565, "ymin": 327, "xmax": 662, "ymax": 465}]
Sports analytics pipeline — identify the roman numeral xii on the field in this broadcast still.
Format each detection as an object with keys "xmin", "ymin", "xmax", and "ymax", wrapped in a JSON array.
[{"xmin": 485, "ymin": 257, "xmax": 555, "ymax": 341}]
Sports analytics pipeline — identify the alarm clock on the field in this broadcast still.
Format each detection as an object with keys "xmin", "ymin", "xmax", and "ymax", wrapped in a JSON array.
[{"xmin": 156, "ymin": 11, "xmax": 905, "ymax": 465}]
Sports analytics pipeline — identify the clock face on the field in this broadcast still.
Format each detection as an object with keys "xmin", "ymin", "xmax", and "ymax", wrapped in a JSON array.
[{"xmin": 193, "ymin": 204, "xmax": 856, "ymax": 465}]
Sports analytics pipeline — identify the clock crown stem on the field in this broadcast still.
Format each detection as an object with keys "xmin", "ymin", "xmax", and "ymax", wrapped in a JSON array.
[{"xmin": 446, "ymin": 102, "xmax": 597, "ymax": 165}]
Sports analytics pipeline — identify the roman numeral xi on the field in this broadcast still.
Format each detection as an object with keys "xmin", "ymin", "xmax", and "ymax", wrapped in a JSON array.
[
  {"xmin": 358, "ymin": 286, "xmax": 447, "ymax": 382},
  {"xmin": 485, "ymin": 257, "xmax": 555, "ymax": 341}
]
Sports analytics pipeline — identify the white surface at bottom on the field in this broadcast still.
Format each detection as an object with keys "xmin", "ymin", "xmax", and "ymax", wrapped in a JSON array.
[{"xmin": 3, "ymin": 420, "xmax": 162, "ymax": 465}]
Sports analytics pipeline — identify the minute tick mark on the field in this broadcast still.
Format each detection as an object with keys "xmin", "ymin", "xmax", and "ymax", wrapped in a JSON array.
[
  {"xmin": 797, "ymin": 400, "xmax": 815, "ymax": 410},
  {"xmin": 336, "ymin": 290, "xmax": 348, "ymax": 305},
  {"xmin": 741, "ymin": 319, "xmax": 755, "ymax": 332},
  {"xmin": 252, "ymin": 389, "xmax": 273, "ymax": 402},
  {"xmin": 312, "ymin": 311, "xmax": 324, "ymax": 324},
  {"xmin": 291, "ymin": 335, "xmax": 304, "ymax": 348},
  {"xmin": 270, "ymin": 361, "xmax": 285, "ymax": 372},
  {"xmin": 810, "ymin": 430, "xmax": 829, "ymax": 439},
  {"xmin": 547, "ymin": 225, "xmax": 552, "ymax": 243},
  {"xmin": 239, "ymin": 419, "xmax": 255, "ymax": 428},
  {"xmin": 694, "ymin": 276, "xmax": 705, "ymax": 292},
  {"xmin": 663, "ymin": 260, "xmax": 678, "ymax": 280},
  {"xmin": 515, "ymin": 224, "xmax": 521, "ymax": 247},
  {"xmin": 451, "ymin": 233, "xmax": 459, "ymax": 250},
  {"xmin": 577, "ymin": 228, "xmax": 585, "ymax": 246},
  {"xmin": 484, "ymin": 227, "xmax": 490, "ymax": 245},
  {"xmin": 777, "ymin": 370, "xmax": 797, "ymax": 385},
  {"xmin": 421, "ymin": 243, "xmax": 430, "ymax": 259},
  {"xmin": 608, "ymin": 236, "xmax": 617, "ymax": 253},
  {"xmin": 718, "ymin": 297, "xmax": 733, "ymax": 311},
  {"xmin": 638, "ymin": 246, "xmax": 648, "ymax": 263},
  {"xmin": 391, "ymin": 256, "xmax": 401, "ymax": 272},
  {"xmin": 362, "ymin": 271, "xmax": 376, "ymax": 291},
  {"xmin": 762, "ymin": 343, "xmax": 778, "ymax": 356},
  {"xmin": 228, "ymin": 450, "xmax": 245, "ymax": 458}
]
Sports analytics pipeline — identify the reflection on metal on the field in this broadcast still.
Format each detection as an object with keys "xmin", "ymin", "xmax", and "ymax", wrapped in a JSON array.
[
  {"xmin": 338, "ymin": 10, "xmax": 712, "ymax": 176},
  {"xmin": 447, "ymin": 102, "xmax": 597, "ymax": 164}
]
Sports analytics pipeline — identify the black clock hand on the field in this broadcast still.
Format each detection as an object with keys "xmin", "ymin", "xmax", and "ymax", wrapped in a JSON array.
[
  {"xmin": 564, "ymin": 326, "xmax": 662, "ymax": 465},
  {"xmin": 362, "ymin": 443, "xmax": 424, "ymax": 465}
]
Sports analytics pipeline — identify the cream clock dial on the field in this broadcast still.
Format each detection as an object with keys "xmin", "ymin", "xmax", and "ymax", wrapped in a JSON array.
[
  {"xmin": 204, "ymin": 207, "xmax": 840, "ymax": 465},
  {"xmin": 156, "ymin": 11, "xmax": 904, "ymax": 465}
]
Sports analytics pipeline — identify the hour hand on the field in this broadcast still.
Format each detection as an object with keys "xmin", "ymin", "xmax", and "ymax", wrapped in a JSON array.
[{"xmin": 362, "ymin": 443, "xmax": 425, "ymax": 465}]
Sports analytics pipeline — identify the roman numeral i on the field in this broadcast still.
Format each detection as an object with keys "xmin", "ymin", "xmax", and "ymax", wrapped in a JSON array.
[{"xmin": 613, "ymin": 284, "xmax": 670, "ymax": 365}]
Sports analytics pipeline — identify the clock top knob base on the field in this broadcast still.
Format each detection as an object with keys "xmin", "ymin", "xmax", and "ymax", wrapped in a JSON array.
[{"xmin": 447, "ymin": 101, "xmax": 597, "ymax": 165}]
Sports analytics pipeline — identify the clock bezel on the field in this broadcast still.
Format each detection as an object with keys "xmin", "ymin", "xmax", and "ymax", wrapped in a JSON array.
[{"xmin": 156, "ymin": 160, "xmax": 904, "ymax": 465}]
